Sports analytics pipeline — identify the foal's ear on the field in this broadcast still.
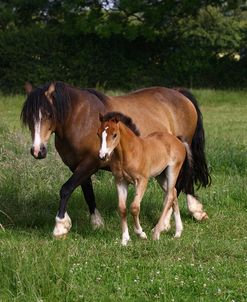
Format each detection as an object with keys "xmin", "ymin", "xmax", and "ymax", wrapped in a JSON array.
[
  {"xmin": 99, "ymin": 113, "xmax": 104, "ymax": 122},
  {"xmin": 24, "ymin": 82, "xmax": 33, "ymax": 95},
  {"xmin": 45, "ymin": 83, "xmax": 56, "ymax": 104}
]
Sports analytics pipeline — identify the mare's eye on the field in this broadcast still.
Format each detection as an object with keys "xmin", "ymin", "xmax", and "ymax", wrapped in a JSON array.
[{"xmin": 113, "ymin": 134, "xmax": 117, "ymax": 139}]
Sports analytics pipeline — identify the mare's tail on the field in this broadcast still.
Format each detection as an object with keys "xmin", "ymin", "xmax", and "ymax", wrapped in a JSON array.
[
  {"xmin": 176, "ymin": 140, "xmax": 194, "ymax": 195},
  {"xmin": 175, "ymin": 88, "xmax": 211, "ymax": 195}
]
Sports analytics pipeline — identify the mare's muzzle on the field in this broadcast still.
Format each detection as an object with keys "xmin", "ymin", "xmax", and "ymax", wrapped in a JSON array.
[{"xmin": 31, "ymin": 144, "xmax": 47, "ymax": 159}]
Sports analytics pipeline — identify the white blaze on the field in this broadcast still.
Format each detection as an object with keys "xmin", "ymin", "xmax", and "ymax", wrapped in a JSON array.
[
  {"xmin": 99, "ymin": 127, "xmax": 110, "ymax": 159},
  {"xmin": 33, "ymin": 110, "xmax": 42, "ymax": 156}
]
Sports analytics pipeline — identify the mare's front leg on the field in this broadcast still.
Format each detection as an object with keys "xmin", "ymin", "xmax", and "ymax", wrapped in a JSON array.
[
  {"xmin": 53, "ymin": 160, "xmax": 98, "ymax": 238},
  {"xmin": 81, "ymin": 178, "xmax": 104, "ymax": 230},
  {"xmin": 116, "ymin": 180, "xmax": 130, "ymax": 246},
  {"xmin": 130, "ymin": 178, "xmax": 148, "ymax": 240}
]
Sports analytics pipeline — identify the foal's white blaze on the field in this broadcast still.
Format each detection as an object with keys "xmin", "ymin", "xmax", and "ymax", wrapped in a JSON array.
[
  {"xmin": 33, "ymin": 110, "xmax": 42, "ymax": 157},
  {"xmin": 99, "ymin": 127, "xmax": 110, "ymax": 159}
]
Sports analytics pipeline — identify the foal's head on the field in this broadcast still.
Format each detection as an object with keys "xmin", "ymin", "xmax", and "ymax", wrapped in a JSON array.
[
  {"xmin": 97, "ymin": 112, "xmax": 140, "ymax": 161},
  {"xmin": 21, "ymin": 82, "xmax": 70, "ymax": 159},
  {"xmin": 98, "ymin": 114, "xmax": 121, "ymax": 161}
]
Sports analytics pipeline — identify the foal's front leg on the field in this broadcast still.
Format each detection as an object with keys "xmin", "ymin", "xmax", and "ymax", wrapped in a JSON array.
[
  {"xmin": 116, "ymin": 180, "xmax": 130, "ymax": 246},
  {"xmin": 130, "ymin": 178, "xmax": 148, "ymax": 240}
]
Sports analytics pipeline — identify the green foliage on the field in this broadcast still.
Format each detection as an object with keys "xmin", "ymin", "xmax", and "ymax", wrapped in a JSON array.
[{"xmin": 0, "ymin": 1, "xmax": 246, "ymax": 92}]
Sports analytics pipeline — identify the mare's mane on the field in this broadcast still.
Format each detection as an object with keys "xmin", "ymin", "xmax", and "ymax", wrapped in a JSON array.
[
  {"xmin": 101, "ymin": 112, "xmax": 140, "ymax": 136},
  {"xmin": 21, "ymin": 81, "xmax": 108, "ymax": 127}
]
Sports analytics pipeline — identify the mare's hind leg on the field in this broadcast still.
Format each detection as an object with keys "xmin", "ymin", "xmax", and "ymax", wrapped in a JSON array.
[
  {"xmin": 116, "ymin": 180, "xmax": 130, "ymax": 246},
  {"xmin": 130, "ymin": 178, "xmax": 148, "ymax": 240},
  {"xmin": 186, "ymin": 194, "xmax": 208, "ymax": 221},
  {"xmin": 81, "ymin": 178, "xmax": 104, "ymax": 230}
]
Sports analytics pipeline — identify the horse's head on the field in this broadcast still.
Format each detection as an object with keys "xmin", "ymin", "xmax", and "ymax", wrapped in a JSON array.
[
  {"xmin": 98, "ymin": 113, "xmax": 121, "ymax": 161},
  {"xmin": 21, "ymin": 83, "xmax": 57, "ymax": 159}
]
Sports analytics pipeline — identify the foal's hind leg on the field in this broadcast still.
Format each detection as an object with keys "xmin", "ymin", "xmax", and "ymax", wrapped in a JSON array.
[
  {"xmin": 153, "ymin": 164, "xmax": 182, "ymax": 240},
  {"xmin": 156, "ymin": 173, "xmax": 173, "ymax": 231},
  {"xmin": 173, "ymin": 197, "xmax": 183, "ymax": 238},
  {"xmin": 130, "ymin": 178, "xmax": 148, "ymax": 240},
  {"xmin": 81, "ymin": 178, "xmax": 104, "ymax": 230}
]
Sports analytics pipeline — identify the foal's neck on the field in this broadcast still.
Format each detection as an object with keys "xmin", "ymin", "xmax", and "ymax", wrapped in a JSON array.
[{"xmin": 115, "ymin": 122, "xmax": 141, "ymax": 161}]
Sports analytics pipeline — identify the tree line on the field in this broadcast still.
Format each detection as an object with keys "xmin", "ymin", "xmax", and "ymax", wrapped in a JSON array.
[{"xmin": 0, "ymin": 0, "xmax": 246, "ymax": 93}]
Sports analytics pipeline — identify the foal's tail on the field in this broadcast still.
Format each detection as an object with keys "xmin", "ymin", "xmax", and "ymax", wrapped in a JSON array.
[{"xmin": 176, "ymin": 88, "xmax": 211, "ymax": 194}]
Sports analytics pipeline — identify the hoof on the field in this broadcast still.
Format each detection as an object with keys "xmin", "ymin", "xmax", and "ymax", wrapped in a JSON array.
[
  {"xmin": 139, "ymin": 232, "xmax": 147, "ymax": 240},
  {"xmin": 53, "ymin": 212, "xmax": 72, "ymax": 238},
  {"xmin": 193, "ymin": 211, "xmax": 209, "ymax": 221},
  {"xmin": 174, "ymin": 232, "xmax": 182, "ymax": 238},
  {"xmin": 54, "ymin": 234, "xmax": 67, "ymax": 240},
  {"xmin": 152, "ymin": 228, "xmax": 160, "ymax": 241},
  {"xmin": 90, "ymin": 209, "xmax": 105, "ymax": 230}
]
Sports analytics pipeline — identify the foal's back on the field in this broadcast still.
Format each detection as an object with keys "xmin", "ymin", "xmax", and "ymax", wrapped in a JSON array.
[{"xmin": 140, "ymin": 131, "xmax": 186, "ymax": 178}]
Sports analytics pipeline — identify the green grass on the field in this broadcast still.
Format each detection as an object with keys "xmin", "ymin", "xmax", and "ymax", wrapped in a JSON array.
[{"xmin": 0, "ymin": 90, "xmax": 247, "ymax": 302}]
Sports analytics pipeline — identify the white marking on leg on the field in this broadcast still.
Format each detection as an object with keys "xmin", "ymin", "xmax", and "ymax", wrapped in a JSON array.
[
  {"xmin": 53, "ymin": 212, "xmax": 72, "ymax": 238},
  {"xmin": 173, "ymin": 206, "xmax": 183, "ymax": 238},
  {"xmin": 33, "ymin": 110, "xmax": 42, "ymax": 157},
  {"xmin": 187, "ymin": 194, "xmax": 208, "ymax": 220},
  {"xmin": 163, "ymin": 207, "xmax": 173, "ymax": 231},
  {"xmin": 134, "ymin": 226, "xmax": 147, "ymax": 239},
  {"xmin": 99, "ymin": 127, "xmax": 110, "ymax": 159},
  {"xmin": 90, "ymin": 209, "xmax": 105, "ymax": 230},
  {"xmin": 121, "ymin": 229, "xmax": 130, "ymax": 246}
]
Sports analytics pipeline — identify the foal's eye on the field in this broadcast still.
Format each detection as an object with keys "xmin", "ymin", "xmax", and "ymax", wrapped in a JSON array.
[{"xmin": 113, "ymin": 134, "xmax": 117, "ymax": 139}]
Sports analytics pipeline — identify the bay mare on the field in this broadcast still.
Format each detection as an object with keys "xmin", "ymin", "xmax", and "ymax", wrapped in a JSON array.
[
  {"xmin": 21, "ymin": 81, "xmax": 210, "ymax": 237},
  {"xmin": 98, "ymin": 112, "xmax": 193, "ymax": 245}
]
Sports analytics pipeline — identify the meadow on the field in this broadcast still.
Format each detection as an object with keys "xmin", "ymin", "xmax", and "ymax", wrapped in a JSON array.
[{"xmin": 0, "ymin": 90, "xmax": 246, "ymax": 302}]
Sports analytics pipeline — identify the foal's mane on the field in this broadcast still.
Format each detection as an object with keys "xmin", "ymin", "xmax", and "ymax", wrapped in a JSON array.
[
  {"xmin": 21, "ymin": 81, "xmax": 108, "ymax": 126},
  {"xmin": 102, "ymin": 112, "xmax": 140, "ymax": 136}
]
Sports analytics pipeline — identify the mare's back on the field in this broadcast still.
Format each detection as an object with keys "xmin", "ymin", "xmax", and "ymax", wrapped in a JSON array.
[{"xmin": 106, "ymin": 87, "xmax": 197, "ymax": 141}]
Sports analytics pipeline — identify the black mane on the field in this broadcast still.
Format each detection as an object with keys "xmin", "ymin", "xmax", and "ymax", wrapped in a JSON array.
[
  {"xmin": 85, "ymin": 88, "xmax": 108, "ymax": 103},
  {"xmin": 101, "ymin": 112, "xmax": 140, "ymax": 136},
  {"xmin": 20, "ymin": 81, "xmax": 108, "ymax": 127},
  {"xmin": 21, "ymin": 81, "xmax": 71, "ymax": 127}
]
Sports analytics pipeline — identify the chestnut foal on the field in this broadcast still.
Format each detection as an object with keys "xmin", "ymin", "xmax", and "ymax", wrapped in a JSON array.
[{"xmin": 98, "ymin": 112, "xmax": 192, "ymax": 245}]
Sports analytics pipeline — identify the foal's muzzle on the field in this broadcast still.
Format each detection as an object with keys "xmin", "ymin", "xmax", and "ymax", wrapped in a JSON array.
[
  {"xmin": 99, "ymin": 152, "xmax": 110, "ymax": 161},
  {"xmin": 30, "ymin": 144, "xmax": 47, "ymax": 159}
]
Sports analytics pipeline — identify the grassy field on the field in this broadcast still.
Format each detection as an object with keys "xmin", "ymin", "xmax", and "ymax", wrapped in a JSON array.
[{"xmin": 0, "ymin": 90, "xmax": 247, "ymax": 302}]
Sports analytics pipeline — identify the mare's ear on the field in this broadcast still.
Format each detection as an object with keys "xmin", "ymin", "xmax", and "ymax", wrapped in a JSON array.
[
  {"xmin": 45, "ymin": 83, "xmax": 56, "ymax": 104},
  {"xmin": 24, "ymin": 82, "xmax": 33, "ymax": 95},
  {"xmin": 99, "ymin": 113, "xmax": 104, "ymax": 122}
]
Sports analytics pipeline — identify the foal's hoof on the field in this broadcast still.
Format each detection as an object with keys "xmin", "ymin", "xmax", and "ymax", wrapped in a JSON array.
[
  {"xmin": 90, "ymin": 209, "xmax": 105, "ymax": 230},
  {"xmin": 193, "ymin": 211, "xmax": 209, "ymax": 221},
  {"xmin": 139, "ymin": 232, "xmax": 147, "ymax": 240},
  {"xmin": 152, "ymin": 229, "xmax": 160, "ymax": 241},
  {"xmin": 174, "ymin": 232, "xmax": 182, "ymax": 238}
]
